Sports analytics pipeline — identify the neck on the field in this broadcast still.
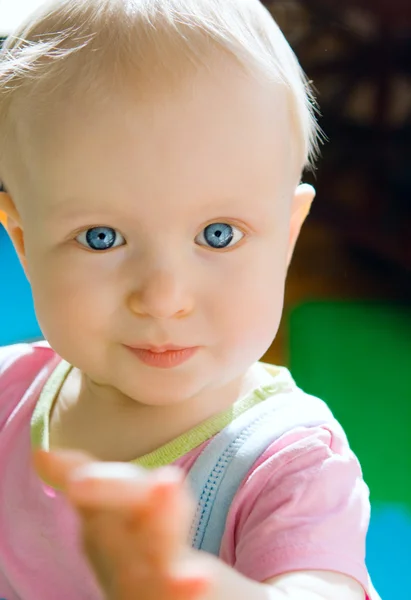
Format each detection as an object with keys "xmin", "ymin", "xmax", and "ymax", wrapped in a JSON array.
[{"xmin": 49, "ymin": 363, "xmax": 267, "ymax": 462}]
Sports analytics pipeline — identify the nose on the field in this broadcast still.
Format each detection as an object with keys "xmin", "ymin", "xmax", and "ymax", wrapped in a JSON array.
[{"xmin": 127, "ymin": 266, "xmax": 194, "ymax": 320}]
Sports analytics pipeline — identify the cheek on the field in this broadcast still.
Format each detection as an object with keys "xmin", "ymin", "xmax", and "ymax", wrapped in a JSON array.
[
  {"xmin": 28, "ymin": 250, "xmax": 118, "ymax": 344},
  {"xmin": 211, "ymin": 250, "xmax": 286, "ymax": 355}
]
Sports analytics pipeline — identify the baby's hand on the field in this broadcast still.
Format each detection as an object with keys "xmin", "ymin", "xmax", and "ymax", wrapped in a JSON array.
[{"xmin": 33, "ymin": 450, "xmax": 212, "ymax": 600}]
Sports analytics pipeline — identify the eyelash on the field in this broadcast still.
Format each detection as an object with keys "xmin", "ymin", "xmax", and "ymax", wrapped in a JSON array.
[
  {"xmin": 195, "ymin": 223, "xmax": 245, "ymax": 250},
  {"xmin": 74, "ymin": 222, "xmax": 247, "ymax": 252},
  {"xmin": 75, "ymin": 227, "xmax": 126, "ymax": 251}
]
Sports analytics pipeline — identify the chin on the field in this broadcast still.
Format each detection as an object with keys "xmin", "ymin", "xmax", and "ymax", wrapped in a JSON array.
[{"xmin": 120, "ymin": 375, "xmax": 205, "ymax": 407}]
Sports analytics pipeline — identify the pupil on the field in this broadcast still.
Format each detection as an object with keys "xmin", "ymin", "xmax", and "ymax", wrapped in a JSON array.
[
  {"xmin": 204, "ymin": 223, "xmax": 233, "ymax": 248},
  {"xmin": 86, "ymin": 227, "xmax": 116, "ymax": 250}
]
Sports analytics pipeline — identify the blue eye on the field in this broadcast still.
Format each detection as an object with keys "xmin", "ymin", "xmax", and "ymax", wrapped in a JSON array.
[
  {"xmin": 76, "ymin": 227, "xmax": 125, "ymax": 251},
  {"xmin": 196, "ymin": 223, "xmax": 244, "ymax": 249}
]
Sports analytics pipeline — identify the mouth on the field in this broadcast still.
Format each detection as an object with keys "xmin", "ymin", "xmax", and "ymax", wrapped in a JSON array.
[
  {"xmin": 128, "ymin": 344, "xmax": 193, "ymax": 353},
  {"xmin": 124, "ymin": 344, "xmax": 199, "ymax": 368}
]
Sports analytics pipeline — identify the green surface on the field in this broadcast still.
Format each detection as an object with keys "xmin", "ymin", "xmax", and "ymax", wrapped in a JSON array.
[{"xmin": 288, "ymin": 301, "xmax": 411, "ymax": 507}]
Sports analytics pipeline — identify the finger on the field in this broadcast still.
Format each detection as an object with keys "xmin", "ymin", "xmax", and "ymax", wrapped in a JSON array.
[
  {"xmin": 33, "ymin": 449, "xmax": 95, "ymax": 491},
  {"xmin": 117, "ymin": 554, "xmax": 213, "ymax": 600},
  {"xmin": 123, "ymin": 573, "xmax": 212, "ymax": 600},
  {"xmin": 126, "ymin": 476, "xmax": 194, "ymax": 567},
  {"xmin": 79, "ymin": 507, "xmax": 189, "ymax": 593},
  {"xmin": 166, "ymin": 553, "xmax": 213, "ymax": 600},
  {"xmin": 125, "ymin": 484, "xmax": 184, "ymax": 569},
  {"xmin": 77, "ymin": 487, "xmax": 185, "ymax": 578},
  {"xmin": 67, "ymin": 462, "xmax": 184, "ymax": 508},
  {"xmin": 80, "ymin": 509, "xmax": 131, "ymax": 592},
  {"xmin": 167, "ymin": 575, "xmax": 212, "ymax": 600},
  {"xmin": 72, "ymin": 465, "xmax": 190, "ymax": 572}
]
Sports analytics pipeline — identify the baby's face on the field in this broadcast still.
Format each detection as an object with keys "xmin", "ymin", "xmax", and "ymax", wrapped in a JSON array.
[{"xmin": 15, "ymin": 55, "xmax": 302, "ymax": 405}]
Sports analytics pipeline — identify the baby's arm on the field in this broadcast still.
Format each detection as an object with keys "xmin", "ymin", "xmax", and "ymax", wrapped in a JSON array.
[
  {"xmin": 198, "ymin": 555, "xmax": 365, "ymax": 599},
  {"xmin": 34, "ymin": 446, "xmax": 371, "ymax": 600},
  {"xmin": 267, "ymin": 571, "xmax": 365, "ymax": 598},
  {"xmin": 219, "ymin": 422, "xmax": 375, "ymax": 599}
]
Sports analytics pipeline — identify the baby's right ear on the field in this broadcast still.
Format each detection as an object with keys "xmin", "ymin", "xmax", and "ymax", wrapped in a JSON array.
[
  {"xmin": 0, "ymin": 208, "xmax": 7, "ymax": 228},
  {"xmin": 0, "ymin": 189, "xmax": 28, "ymax": 275},
  {"xmin": 0, "ymin": 181, "xmax": 8, "ymax": 227}
]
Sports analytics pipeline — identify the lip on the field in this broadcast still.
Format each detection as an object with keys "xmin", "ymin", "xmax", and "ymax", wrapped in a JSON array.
[
  {"xmin": 125, "ymin": 345, "xmax": 199, "ymax": 369},
  {"xmin": 128, "ymin": 344, "xmax": 191, "ymax": 352}
]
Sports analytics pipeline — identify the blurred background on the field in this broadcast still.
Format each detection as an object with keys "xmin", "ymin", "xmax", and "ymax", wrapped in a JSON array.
[{"xmin": 1, "ymin": 1, "xmax": 410, "ymax": 598}]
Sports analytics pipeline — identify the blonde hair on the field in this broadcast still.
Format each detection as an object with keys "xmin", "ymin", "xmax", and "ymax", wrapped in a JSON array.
[{"xmin": 0, "ymin": 0, "xmax": 321, "ymax": 184}]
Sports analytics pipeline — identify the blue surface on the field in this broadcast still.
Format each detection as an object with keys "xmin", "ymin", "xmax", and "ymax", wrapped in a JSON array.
[
  {"xmin": 367, "ymin": 504, "xmax": 411, "ymax": 598},
  {"xmin": 0, "ymin": 225, "xmax": 42, "ymax": 344}
]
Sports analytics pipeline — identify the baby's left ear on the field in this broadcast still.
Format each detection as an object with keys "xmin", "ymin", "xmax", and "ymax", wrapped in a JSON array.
[
  {"xmin": 287, "ymin": 183, "xmax": 316, "ymax": 267},
  {"xmin": 0, "ymin": 190, "xmax": 29, "ymax": 277},
  {"xmin": 0, "ymin": 209, "xmax": 7, "ymax": 228}
]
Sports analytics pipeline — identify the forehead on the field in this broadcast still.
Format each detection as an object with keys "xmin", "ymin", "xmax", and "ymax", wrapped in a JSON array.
[{"xmin": 20, "ymin": 54, "xmax": 296, "ymax": 217}]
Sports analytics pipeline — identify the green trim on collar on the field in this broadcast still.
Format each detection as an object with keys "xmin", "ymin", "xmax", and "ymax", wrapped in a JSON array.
[{"xmin": 30, "ymin": 360, "xmax": 294, "ymax": 469}]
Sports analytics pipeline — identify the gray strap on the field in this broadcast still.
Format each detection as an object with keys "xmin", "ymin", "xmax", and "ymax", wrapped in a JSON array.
[{"xmin": 188, "ymin": 391, "xmax": 334, "ymax": 554}]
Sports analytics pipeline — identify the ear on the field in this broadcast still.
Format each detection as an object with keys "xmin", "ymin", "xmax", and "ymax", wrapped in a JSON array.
[
  {"xmin": 0, "ymin": 191, "xmax": 29, "ymax": 276},
  {"xmin": 286, "ymin": 183, "xmax": 315, "ymax": 267}
]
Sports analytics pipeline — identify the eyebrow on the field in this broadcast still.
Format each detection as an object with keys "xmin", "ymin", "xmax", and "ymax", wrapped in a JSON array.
[
  {"xmin": 46, "ymin": 192, "xmax": 273, "ymax": 225},
  {"xmin": 49, "ymin": 195, "xmax": 243, "ymax": 215},
  {"xmin": 46, "ymin": 200, "xmax": 117, "ymax": 220}
]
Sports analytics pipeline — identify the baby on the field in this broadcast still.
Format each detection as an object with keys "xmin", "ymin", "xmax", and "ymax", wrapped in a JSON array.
[{"xmin": 0, "ymin": 1, "xmax": 381, "ymax": 599}]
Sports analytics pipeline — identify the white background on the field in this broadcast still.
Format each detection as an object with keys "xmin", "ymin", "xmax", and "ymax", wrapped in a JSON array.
[{"xmin": 0, "ymin": 0, "xmax": 45, "ymax": 35}]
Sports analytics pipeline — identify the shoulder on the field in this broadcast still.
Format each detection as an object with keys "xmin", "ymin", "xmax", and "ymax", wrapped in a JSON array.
[
  {"xmin": 0, "ymin": 341, "xmax": 58, "ymax": 426},
  {"xmin": 257, "ymin": 413, "xmax": 353, "ymax": 471},
  {"xmin": 245, "ymin": 373, "xmax": 354, "ymax": 474},
  {"xmin": 236, "ymin": 387, "xmax": 365, "ymax": 514},
  {"xmin": 0, "ymin": 340, "xmax": 55, "ymax": 374},
  {"xmin": 241, "ymin": 377, "xmax": 354, "ymax": 486},
  {"xmin": 220, "ymin": 400, "xmax": 371, "ymax": 587},
  {"xmin": 233, "ymin": 418, "xmax": 364, "ymax": 519}
]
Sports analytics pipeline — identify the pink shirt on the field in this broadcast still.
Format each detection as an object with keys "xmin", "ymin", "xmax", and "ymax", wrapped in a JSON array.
[{"xmin": 0, "ymin": 343, "xmax": 377, "ymax": 599}]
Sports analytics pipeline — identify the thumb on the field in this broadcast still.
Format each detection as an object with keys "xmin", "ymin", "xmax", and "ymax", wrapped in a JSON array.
[{"xmin": 33, "ymin": 449, "xmax": 96, "ymax": 491}]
